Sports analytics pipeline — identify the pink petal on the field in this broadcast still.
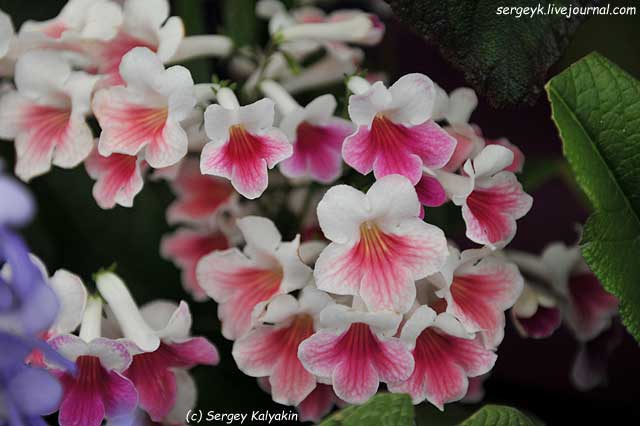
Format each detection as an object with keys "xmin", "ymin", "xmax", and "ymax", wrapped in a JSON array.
[
  {"xmin": 462, "ymin": 171, "xmax": 533, "ymax": 246},
  {"xmin": 389, "ymin": 329, "xmax": 495, "ymax": 408},
  {"xmin": 161, "ymin": 228, "xmax": 229, "ymax": 301},
  {"xmin": 85, "ymin": 148, "xmax": 144, "ymax": 209},
  {"xmin": 442, "ymin": 124, "xmax": 484, "ymax": 172},
  {"xmin": 279, "ymin": 120, "xmax": 351, "ymax": 183},
  {"xmin": 94, "ymin": 90, "xmax": 186, "ymax": 168},
  {"xmin": 201, "ymin": 126, "xmax": 291, "ymax": 199},
  {"xmin": 446, "ymin": 259, "xmax": 522, "ymax": 348},
  {"xmin": 299, "ymin": 323, "xmax": 413, "ymax": 404},
  {"xmin": 512, "ymin": 306, "xmax": 562, "ymax": 339},
  {"xmin": 163, "ymin": 338, "xmax": 220, "ymax": 367},
  {"xmin": 567, "ymin": 272, "xmax": 618, "ymax": 341},
  {"xmin": 102, "ymin": 370, "xmax": 138, "ymax": 419},
  {"xmin": 197, "ymin": 250, "xmax": 285, "ymax": 339},
  {"xmin": 296, "ymin": 384, "xmax": 336, "ymax": 423},
  {"xmin": 167, "ymin": 158, "xmax": 235, "ymax": 225},
  {"xmin": 14, "ymin": 104, "xmax": 87, "ymax": 181},
  {"xmin": 415, "ymin": 173, "xmax": 447, "ymax": 207},
  {"xmin": 342, "ymin": 118, "xmax": 455, "ymax": 185}
]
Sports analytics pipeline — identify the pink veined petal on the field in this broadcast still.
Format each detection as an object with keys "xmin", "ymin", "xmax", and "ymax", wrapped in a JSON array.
[
  {"xmin": 315, "ymin": 220, "xmax": 446, "ymax": 313},
  {"xmin": 198, "ymin": 250, "xmax": 285, "ymax": 339},
  {"xmin": 167, "ymin": 158, "xmax": 235, "ymax": 225},
  {"xmin": 342, "ymin": 117, "xmax": 455, "ymax": 185},
  {"xmin": 512, "ymin": 306, "xmax": 562, "ymax": 339},
  {"xmin": 14, "ymin": 104, "xmax": 75, "ymax": 181},
  {"xmin": 125, "ymin": 356, "xmax": 176, "ymax": 421},
  {"xmin": 299, "ymin": 323, "xmax": 413, "ymax": 404},
  {"xmin": 161, "ymin": 229, "xmax": 229, "ymax": 301},
  {"xmin": 442, "ymin": 125, "xmax": 483, "ymax": 172},
  {"xmin": 296, "ymin": 384, "xmax": 336, "ymax": 423},
  {"xmin": 85, "ymin": 149, "xmax": 144, "ymax": 209},
  {"xmin": 201, "ymin": 126, "xmax": 291, "ymax": 199},
  {"xmin": 446, "ymin": 261, "xmax": 521, "ymax": 348},
  {"xmin": 279, "ymin": 120, "xmax": 351, "ymax": 183},
  {"xmin": 124, "ymin": 339, "xmax": 217, "ymax": 421},
  {"xmin": 94, "ymin": 89, "xmax": 184, "ymax": 168},
  {"xmin": 389, "ymin": 329, "xmax": 495, "ymax": 408},
  {"xmin": 57, "ymin": 356, "xmax": 107, "ymax": 426},
  {"xmin": 415, "ymin": 173, "xmax": 447, "ymax": 207},
  {"xmin": 567, "ymin": 272, "xmax": 619, "ymax": 341},
  {"xmin": 102, "ymin": 370, "xmax": 138, "ymax": 419},
  {"xmin": 462, "ymin": 171, "xmax": 533, "ymax": 246}
]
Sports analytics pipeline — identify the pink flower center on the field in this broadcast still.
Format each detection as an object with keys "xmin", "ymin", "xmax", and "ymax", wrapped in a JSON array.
[
  {"xmin": 75, "ymin": 355, "xmax": 104, "ymax": 393},
  {"xmin": 466, "ymin": 188, "xmax": 513, "ymax": 242},
  {"xmin": 369, "ymin": 115, "xmax": 409, "ymax": 151},
  {"xmin": 113, "ymin": 106, "xmax": 168, "ymax": 144},
  {"xmin": 335, "ymin": 322, "xmax": 380, "ymax": 358},
  {"xmin": 227, "ymin": 125, "xmax": 265, "ymax": 160}
]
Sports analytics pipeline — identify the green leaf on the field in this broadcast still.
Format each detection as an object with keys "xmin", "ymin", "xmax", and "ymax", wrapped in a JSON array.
[
  {"xmin": 546, "ymin": 52, "xmax": 640, "ymax": 341},
  {"xmin": 459, "ymin": 405, "xmax": 538, "ymax": 426},
  {"xmin": 386, "ymin": 0, "xmax": 598, "ymax": 107},
  {"xmin": 223, "ymin": 0, "xmax": 258, "ymax": 47},
  {"xmin": 320, "ymin": 393, "xmax": 414, "ymax": 426}
]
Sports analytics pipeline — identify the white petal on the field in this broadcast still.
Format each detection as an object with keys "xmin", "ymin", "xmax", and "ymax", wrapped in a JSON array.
[
  {"xmin": 386, "ymin": 73, "xmax": 435, "ymax": 125},
  {"xmin": 238, "ymin": 216, "xmax": 282, "ymax": 259},
  {"xmin": 399, "ymin": 305, "xmax": 436, "ymax": 346},
  {"xmin": 49, "ymin": 270, "xmax": 87, "ymax": 335},
  {"xmin": 304, "ymin": 94, "xmax": 337, "ymax": 125},
  {"xmin": 366, "ymin": 174, "xmax": 421, "ymax": 224},
  {"xmin": 96, "ymin": 272, "xmax": 160, "ymax": 352},
  {"xmin": 239, "ymin": 98, "xmax": 276, "ymax": 133},
  {"xmin": 15, "ymin": 50, "xmax": 71, "ymax": 99},
  {"xmin": 259, "ymin": 294, "xmax": 299, "ymax": 324},
  {"xmin": 316, "ymin": 184, "xmax": 369, "ymax": 244},
  {"xmin": 471, "ymin": 145, "xmax": 514, "ymax": 179},
  {"xmin": 88, "ymin": 337, "xmax": 132, "ymax": 372},
  {"xmin": 119, "ymin": 47, "xmax": 165, "ymax": 93},
  {"xmin": 203, "ymin": 103, "xmax": 235, "ymax": 143},
  {"xmin": 446, "ymin": 87, "xmax": 477, "ymax": 125},
  {"xmin": 348, "ymin": 81, "xmax": 391, "ymax": 126}
]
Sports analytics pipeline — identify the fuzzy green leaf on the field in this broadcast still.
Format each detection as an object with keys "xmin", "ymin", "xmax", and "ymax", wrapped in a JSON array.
[
  {"xmin": 546, "ymin": 52, "xmax": 640, "ymax": 341},
  {"xmin": 320, "ymin": 393, "xmax": 413, "ymax": 426},
  {"xmin": 387, "ymin": 0, "xmax": 599, "ymax": 107},
  {"xmin": 459, "ymin": 405, "xmax": 539, "ymax": 426}
]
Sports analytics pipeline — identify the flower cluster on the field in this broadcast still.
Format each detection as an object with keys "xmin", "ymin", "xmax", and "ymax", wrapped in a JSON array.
[{"xmin": 3, "ymin": 0, "xmax": 621, "ymax": 424}]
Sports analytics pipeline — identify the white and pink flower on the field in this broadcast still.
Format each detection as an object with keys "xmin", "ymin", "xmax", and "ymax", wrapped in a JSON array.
[
  {"xmin": 84, "ymin": 147, "xmax": 147, "ymax": 209},
  {"xmin": 47, "ymin": 297, "xmax": 138, "ymax": 426},
  {"xmin": 161, "ymin": 227, "xmax": 230, "ymax": 301},
  {"xmin": 429, "ymin": 246, "xmax": 524, "ymax": 348},
  {"xmin": 511, "ymin": 283, "xmax": 561, "ymax": 339},
  {"xmin": 452, "ymin": 145, "xmax": 533, "ymax": 247},
  {"xmin": 314, "ymin": 175, "xmax": 448, "ymax": 313},
  {"xmin": 200, "ymin": 87, "xmax": 292, "ymax": 199},
  {"xmin": 541, "ymin": 243, "xmax": 618, "ymax": 341},
  {"xmin": 0, "ymin": 50, "xmax": 97, "ymax": 181},
  {"xmin": 298, "ymin": 303, "xmax": 413, "ymax": 404},
  {"xmin": 93, "ymin": 47, "xmax": 196, "ymax": 168},
  {"xmin": 388, "ymin": 306, "xmax": 496, "ymax": 408},
  {"xmin": 342, "ymin": 74, "xmax": 456, "ymax": 185},
  {"xmin": 196, "ymin": 216, "xmax": 312, "ymax": 339},
  {"xmin": 232, "ymin": 286, "xmax": 332, "ymax": 405},
  {"xmin": 260, "ymin": 80, "xmax": 353, "ymax": 183},
  {"xmin": 166, "ymin": 157, "xmax": 236, "ymax": 226}
]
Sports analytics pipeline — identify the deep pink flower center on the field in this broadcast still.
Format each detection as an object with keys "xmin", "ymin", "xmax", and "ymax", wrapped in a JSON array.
[
  {"xmin": 75, "ymin": 355, "xmax": 105, "ymax": 392},
  {"xmin": 335, "ymin": 323, "xmax": 380, "ymax": 358}
]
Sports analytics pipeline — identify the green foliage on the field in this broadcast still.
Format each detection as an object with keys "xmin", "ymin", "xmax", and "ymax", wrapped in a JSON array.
[
  {"xmin": 223, "ymin": 0, "xmax": 258, "ymax": 47},
  {"xmin": 320, "ymin": 393, "xmax": 414, "ymax": 426},
  {"xmin": 459, "ymin": 405, "xmax": 539, "ymax": 426},
  {"xmin": 546, "ymin": 52, "xmax": 640, "ymax": 341},
  {"xmin": 386, "ymin": 0, "xmax": 598, "ymax": 107}
]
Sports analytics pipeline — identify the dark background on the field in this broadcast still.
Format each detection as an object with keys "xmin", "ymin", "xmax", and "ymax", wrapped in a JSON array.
[{"xmin": 1, "ymin": 0, "xmax": 639, "ymax": 424}]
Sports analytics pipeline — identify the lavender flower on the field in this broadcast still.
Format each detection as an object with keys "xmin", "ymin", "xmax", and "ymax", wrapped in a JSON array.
[{"xmin": 0, "ymin": 170, "xmax": 70, "ymax": 426}]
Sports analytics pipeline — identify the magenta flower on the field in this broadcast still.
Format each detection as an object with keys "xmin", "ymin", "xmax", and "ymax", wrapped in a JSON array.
[{"xmin": 511, "ymin": 284, "xmax": 562, "ymax": 339}]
